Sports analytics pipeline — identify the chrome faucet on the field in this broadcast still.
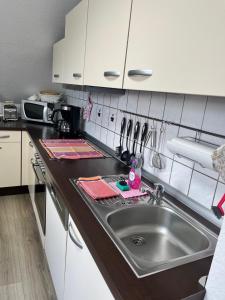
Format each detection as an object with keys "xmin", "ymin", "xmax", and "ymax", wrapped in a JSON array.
[{"xmin": 150, "ymin": 183, "xmax": 165, "ymax": 205}]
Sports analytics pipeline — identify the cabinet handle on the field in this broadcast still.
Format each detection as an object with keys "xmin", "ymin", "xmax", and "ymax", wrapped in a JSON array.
[
  {"xmin": 73, "ymin": 73, "xmax": 82, "ymax": 78},
  {"xmin": 0, "ymin": 135, "xmax": 10, "ymax": 139},
  {"xmin": 29, "ymin": 141, "xmax": 33, "ymax": 148},
  {"xmin": 104, "ymin": 71, "xmax": 120, "ymax": 78},
  {"xmin": 128, "ymin": 69, "xmax": 153, "ymax": 77},
  {"xmin": 69, "ymin": 222, "xmax": 83, "ymax": 249},
  {"xmin": 54, "ymin": 74, "xmax": 60, "ymax": 78}
]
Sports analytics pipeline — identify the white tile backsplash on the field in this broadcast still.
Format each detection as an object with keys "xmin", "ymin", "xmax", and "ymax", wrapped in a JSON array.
[
  {"xmin": 181, "ymin": 94, "xmax": 207, "ymax": 129},
  {"xmin": 92, "ymin": 92, "xmax": 98, "ymax": 103},
  {"xmin": 106, "ymin": 130, "xmax": 115, "ymax": 149},
  {"xmin": 100, "ymin": 127, "xmax": 108, "ymax": 144},
  {"xmin": 149, "ymin": 92, "xmax": 166, "ymax": 119},
  {"xmin": 110, "ymin": 94, "xmax": 119, "ymax": 109},
  {"xmin": 97, "ymin": 93, "xmax": 104, "ymax": 105},
  {"xmin": 108, "ymin": 108, "xmax": 117, "ymax": 132},
  {"xmin": 127, "ymin": 90, "xmax": 139, "ymax": 113},
  {"xmin": 101, "ymin": 106, "xmax": 110, "ymax": 128},
  {"xmin": 95, "ymin": 124, "xmax": 101, "ymax": 140},
  {"xmin": 155, "ymin": 156, "xmax": 173, "ymax": 184},
  {"xmin": 188, "ymin": 171, "xmax": 217, "ymax": 209},
  {"xmin": 202, "ymin": 96, "xmax": 225, "ymax": 135},
  {"xmin": 118, "ymin": 92, "xmax": 128, "ymax": 110},
  {"xmin": 163, "ymin": 93, "xmax": 184, "ymax": 123},
  {"xmin": 170, "ymin": 162, "xmax": 192, "ymax": 195},
  {"xmin": 103, "ymin": 94, "xmax": 111, "ymax": 106},
  {"xmin": 137, "ymin": 91, "xmax": 151, "ymax": 117},
  {"xmin": 95, "ymin": 105, "xmax": 103, "ymax": 126},
  {"xmin": 66, "ymin": 87, "xmax": 225, "ymax": 222}
]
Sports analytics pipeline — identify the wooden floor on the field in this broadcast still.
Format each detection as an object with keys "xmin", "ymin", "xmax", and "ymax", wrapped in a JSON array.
[{"xmin": 0, "ymin": 194, "xmax": 57, "ymax": 300}]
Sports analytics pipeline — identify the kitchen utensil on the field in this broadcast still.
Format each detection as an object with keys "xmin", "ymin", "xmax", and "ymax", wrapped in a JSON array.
[
  {"xmin": 115, "ymin": 117, "xmax": 126, "ymax": 156},
  {"xmin": 148, "ymin": 124, "xmax": 157, "ymax": 167},
  {"xmin": 139, "ymin": 123, "xmax": 149, "ymax": 154},
  {"xmin": 129, "ymin": 121, "xmax": 140, "ymax": 162},
  {"xmin": 137, "ymin": 123, "xmax": 149, "ymax": 168},
  {"xmin": 121, "ymin": 119, "xmax": 133, "ymax": 163},
  {"xmin": 152, "ymin": 123, "xmax": 166, "ymax": 169}
]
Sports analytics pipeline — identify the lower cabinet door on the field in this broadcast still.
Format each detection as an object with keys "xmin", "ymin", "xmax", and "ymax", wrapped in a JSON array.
[
  {"xmin": 45, "ymin": 188, "xmax": 67, "ymax": 300},
  {"xmin": 64, "ymin": 216, "xmax": 114, "ymax": 300},
  {"xmin": 0, "ymin": 142, "xmax": 21, "ymax": 187}
]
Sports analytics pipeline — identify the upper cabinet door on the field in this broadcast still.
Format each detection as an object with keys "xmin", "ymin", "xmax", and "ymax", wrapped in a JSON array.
[
  {"xmin": 63, "ymin": 0, "xmax": 88, "ymax": 85},
  {"xmin": 84, "ymin": 0, "xmax": 132, "ymax": 89},
  {"xmin": 52, "ymin": 39, "xmax": 64, "ymax": 83},
  {"xmin": 124, "ymin": 0, "xmax": 225, "ymax": 96}
]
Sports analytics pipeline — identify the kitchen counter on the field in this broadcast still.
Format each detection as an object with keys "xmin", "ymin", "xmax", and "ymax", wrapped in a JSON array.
[{"xmin": 0, "ymin": 119, "xmax": 218, "ymax": 300}]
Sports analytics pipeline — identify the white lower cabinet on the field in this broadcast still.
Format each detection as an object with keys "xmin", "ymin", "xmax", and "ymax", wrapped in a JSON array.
[
  {"xmin": 45, "ymin": 188, "xmax": 67, "ymax": 300},
  {"xmin": 64, "ymin": 216, "xmax": 114, "ymax": 300},
  {"xmin": 0, "ymin": 131, "xmax": 21, "ymax": 187}
]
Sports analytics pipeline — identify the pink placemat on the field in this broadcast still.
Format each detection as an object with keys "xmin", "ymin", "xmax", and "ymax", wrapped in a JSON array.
[
  {"xmin": 40, "ymin": 139, "xmax": 104, "ymax": 160},
  {"xmin": 109, "ymin": 182, "xmax": 148, "ymax": 199}
]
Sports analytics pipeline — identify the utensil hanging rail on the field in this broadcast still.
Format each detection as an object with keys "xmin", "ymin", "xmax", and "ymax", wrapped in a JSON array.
[{"xmin": 119, "ymin": 110, "xmax": 225, "ymax": 140}]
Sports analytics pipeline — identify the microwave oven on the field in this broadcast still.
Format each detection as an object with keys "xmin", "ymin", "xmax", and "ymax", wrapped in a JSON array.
[{"xmin": 21, "ymin": 100, "xmax": 54, "ymax": 124}]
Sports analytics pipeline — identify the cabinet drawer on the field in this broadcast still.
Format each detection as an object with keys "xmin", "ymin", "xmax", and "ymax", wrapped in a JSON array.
[
  {"xmin": 0, "ymin": 131, "xmax": 21, "ymax": 143},
  {"xmin": 0, "ymin": 142, "xmax": 21, "ymax": 187}
]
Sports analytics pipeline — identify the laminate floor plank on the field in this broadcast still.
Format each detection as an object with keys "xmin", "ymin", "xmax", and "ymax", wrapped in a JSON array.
[{"xmin": 0, "ymin": 194, "xmax": 57, "ymax": 300}]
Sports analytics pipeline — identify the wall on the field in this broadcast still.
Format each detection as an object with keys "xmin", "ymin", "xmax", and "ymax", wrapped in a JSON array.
[
  {"xmin": 0, "ymin": 0, "xmax": 79, "ymax": 102},
  {"xmin": 65, "ymin": 87, "xmax": 225, "ymax": 224}
]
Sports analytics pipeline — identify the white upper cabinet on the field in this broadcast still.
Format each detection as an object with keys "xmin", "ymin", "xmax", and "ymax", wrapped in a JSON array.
[
  {"xmin": 52, "ymin": 39, "xmax": 65, "ymax": 83},
  {"xmin": 84, "ymin": 0, "xmax": 132, "ymax": 89},
  {"xmin": 124, "ymin": 0, "xmax": 225, "ymax": 96},
  {"xmin": 63, "ymin": 0, "xmax": 88, "ymax": 85}
]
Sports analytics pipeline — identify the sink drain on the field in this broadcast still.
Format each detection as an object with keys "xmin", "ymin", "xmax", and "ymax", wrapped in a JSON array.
[{"xmin": 130, "ymin": 236, "xmax": 146, "ymax": 246}]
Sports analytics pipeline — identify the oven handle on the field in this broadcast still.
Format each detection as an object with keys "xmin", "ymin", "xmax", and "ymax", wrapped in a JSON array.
[
  {"xmin": 49, "ymin": 185, "xmax": 63, "ymax": 213},
  {"xmin": 31, "ymin": 159, "xmax": 45, "ymax": 184}
]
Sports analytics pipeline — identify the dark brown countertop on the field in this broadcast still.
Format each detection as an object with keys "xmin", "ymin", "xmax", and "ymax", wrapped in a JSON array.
[{"xmin": 0, "ymin": 119, "xmax": 215, "ymax": 300}]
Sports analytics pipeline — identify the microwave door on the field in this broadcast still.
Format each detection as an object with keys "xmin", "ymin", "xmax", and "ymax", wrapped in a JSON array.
[{"xmin": 23, "ymin": 102, "xmax": 45, "ymax": 122}]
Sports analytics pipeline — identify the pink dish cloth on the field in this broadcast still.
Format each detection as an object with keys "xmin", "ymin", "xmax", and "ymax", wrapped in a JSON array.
[
  {"xmin": 109, "ymin": 182, "xmax": 148, "ymax": 199},
  {"xmin": 77, "ymin": 179, "xmax": 120, "ymax": 200}
]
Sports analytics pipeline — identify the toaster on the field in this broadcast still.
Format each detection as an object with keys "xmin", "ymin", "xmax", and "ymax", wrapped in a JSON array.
[{"xmin": 3, "ymin": 104, "xmax": 18, "ymax": 121}]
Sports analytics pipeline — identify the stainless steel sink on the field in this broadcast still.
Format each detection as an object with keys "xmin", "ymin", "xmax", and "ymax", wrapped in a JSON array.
[
  {"xmin": 71, "ymin": 177, "xmax": 217, "ymax": 278},
  {"xmin": 107, "ymin": 205, "xmax": 211, "ymax": 273}
]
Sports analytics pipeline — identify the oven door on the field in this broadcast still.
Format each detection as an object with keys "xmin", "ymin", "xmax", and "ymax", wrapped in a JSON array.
[{"xmin": 32, "ymin": 162, "xmax": 46, "ymax": 235}]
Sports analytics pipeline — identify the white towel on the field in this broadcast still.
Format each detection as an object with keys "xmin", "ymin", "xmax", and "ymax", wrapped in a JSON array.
[
  {"xmin": 205, "ymin": 218, "xmax": 225, "ymax": 300},
  {"xmin": 212, "ymin": 144, "xmax": 225, "ymax": 182}
]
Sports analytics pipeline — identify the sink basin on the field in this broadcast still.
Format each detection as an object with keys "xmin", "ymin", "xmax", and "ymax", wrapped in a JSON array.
[
  {"xmin": 107, "ymin": 205, "xmax": 210, "ymax": 272},
  {"xmin": 71, "ymin": 176, "xmax": 217, "ymax": 277}
]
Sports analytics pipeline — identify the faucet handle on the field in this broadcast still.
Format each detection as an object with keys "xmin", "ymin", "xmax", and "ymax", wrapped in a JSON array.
[
  {"xmin": 154, "ymin": 183, "xmax": 165, "ymax": 199},
  {"xmin": 154, "ymin": 183, "xmax": 165, "ymax": 192}
]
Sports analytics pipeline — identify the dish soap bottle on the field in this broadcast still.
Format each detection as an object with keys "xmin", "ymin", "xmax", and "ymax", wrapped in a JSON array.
[{"xmin": 128, "ymin": 156, "xmax": 142, "ymax": 189}]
